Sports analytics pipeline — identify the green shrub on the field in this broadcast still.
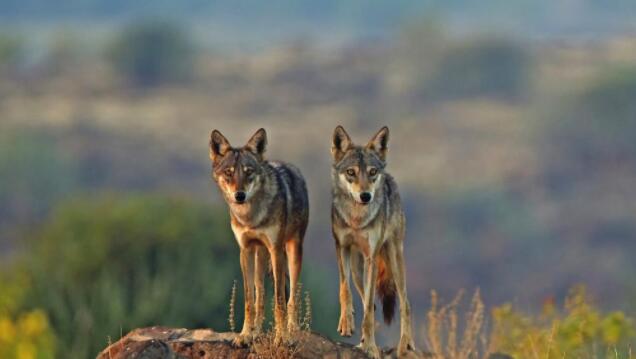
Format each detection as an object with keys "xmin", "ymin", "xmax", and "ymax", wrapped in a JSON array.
[
  {"xmin": 108, "ymin": 20, "xmax": 195, "ymax": 87},
  {"xmin": 22, "ymin": 195, "xmax": 239, "ymax": 358},
  {"xmin": 490, "ymin": 286, "xmax": 635, "ymax": 358}
]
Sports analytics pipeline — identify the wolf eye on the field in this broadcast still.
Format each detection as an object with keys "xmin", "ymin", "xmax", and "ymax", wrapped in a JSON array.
[
  {"xmin": 244, "ymin": 167, "xmax": 253, "ymax": 176},
  {"xmin": 369, "ymin": 168, "xmax": 378, "ymax": 176},
  {"xmin": 346, "ymin": 169, "xmax": 355, "ymax": 176},
  {"xmin": 224, "ymin": 168, "xmax": 233, "ymax": 177}
]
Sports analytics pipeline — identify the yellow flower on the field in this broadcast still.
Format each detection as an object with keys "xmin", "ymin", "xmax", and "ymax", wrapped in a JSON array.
[
  {"xmin": 16, "ymin": 341, "xmax": 36, "ymax": 359},
  {"xmin": 0, "ymin": 317, "xmax": 16, "ymax": 342},
  {"xmin": 18, "ymin": 310, "xmax": 48, "ymax": 337}
]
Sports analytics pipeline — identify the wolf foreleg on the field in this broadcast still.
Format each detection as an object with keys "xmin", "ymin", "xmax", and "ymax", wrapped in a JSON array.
[{"xmin": 336, "ymin": 243, "xmax": 355, "ymax": 337}]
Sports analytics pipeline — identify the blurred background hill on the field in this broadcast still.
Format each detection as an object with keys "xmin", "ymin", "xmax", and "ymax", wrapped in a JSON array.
[{"xmin": 1, "ymin": 1, "xmax": 636, "ymax": 358}]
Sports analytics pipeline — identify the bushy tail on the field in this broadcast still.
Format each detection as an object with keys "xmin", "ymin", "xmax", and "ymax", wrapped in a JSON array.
[{"xmin": 376, "ymin": 253, "xmax": 396, "ymax": 325}]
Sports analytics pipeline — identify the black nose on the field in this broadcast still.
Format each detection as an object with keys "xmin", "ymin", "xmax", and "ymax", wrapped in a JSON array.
[
  {"xmin": 234, "ymin": 191, "xmax": 246, "ymax": 203},
  {"xmin": 360, "ymin": 192, "xmax": 372, "ymax": 203}
]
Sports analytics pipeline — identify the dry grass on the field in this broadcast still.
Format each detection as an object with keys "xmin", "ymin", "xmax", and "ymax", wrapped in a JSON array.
[
  {"xmin": 425, "ymin": 289, "xmax": 490, "ymax": 359},
  {"xmin": 228, "ymin": 279, "xmax": 237, "ymax": 333},
  {"xmin": 244, "ymin": 282, "xmax": 313, "ymax": 359}
]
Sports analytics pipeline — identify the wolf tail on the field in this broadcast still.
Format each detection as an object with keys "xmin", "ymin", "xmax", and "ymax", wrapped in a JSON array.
[{"xmin": 376, "ymin": 251, "xmax": 397, "ymax": 325}]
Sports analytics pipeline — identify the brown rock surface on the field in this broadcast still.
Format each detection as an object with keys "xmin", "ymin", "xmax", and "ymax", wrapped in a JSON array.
[
  {"xmin": 96, "ymin": 327, "xmax": 515, "ymax": 359},
  {"xmin": 96, "ymin": 326, "xmax": 425, "ymax": 359}
]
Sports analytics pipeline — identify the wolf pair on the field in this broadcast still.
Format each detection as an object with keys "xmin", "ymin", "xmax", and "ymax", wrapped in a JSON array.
[{"xmin": 209, "ymin": 126, "xmax": 415, "ymax": 358}]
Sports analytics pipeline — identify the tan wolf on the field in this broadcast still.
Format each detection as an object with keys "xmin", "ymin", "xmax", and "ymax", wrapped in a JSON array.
[
  {"xmin": 209, "ymin": 128, "xmax": 309, "ymax": 346},
  {"xmin": 331, "ymin": 125, "xmax": 416, "ymax": 358}
]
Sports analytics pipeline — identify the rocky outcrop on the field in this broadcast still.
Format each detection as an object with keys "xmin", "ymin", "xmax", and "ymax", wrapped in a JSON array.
[
  {"xmin": 97, "ymin": 326, "xmax": 513, "ymax": 359},
  {"xmin": 96, "ymin": 326, "xmax": 412, "ymax": 359}
]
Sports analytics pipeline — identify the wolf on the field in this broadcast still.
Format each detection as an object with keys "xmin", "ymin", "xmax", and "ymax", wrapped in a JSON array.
[
  {"xmin": 331, "ymin": 125, "xmax": 416, "ymax": 358},
  {"xmin": 209, "ymin": 128, "xmax": 309, "ymax": 346}
]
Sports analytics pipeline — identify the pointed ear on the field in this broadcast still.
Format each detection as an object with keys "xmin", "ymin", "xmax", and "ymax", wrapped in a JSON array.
[
  {"xmin": 209, "ymin": 130, "xmax": 231, "ymax": 162},
  {"xmin": 245, "ymin": 128, "xmax": 267, "ymax": 159},
  {"xmin": 332, "ymin": 125, "xmax": 353, "ymax": 162},
  {"xmin": 366, "ymin": 126, "xmax": 389, "ymax": 161}
]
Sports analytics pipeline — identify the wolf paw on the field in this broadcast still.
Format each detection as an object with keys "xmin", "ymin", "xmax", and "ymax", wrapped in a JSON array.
[
  {"xmin": 273, "ymin": 331, "xmax": 286, "ymax": 347},
  {"xmin": 397, "ymin": 337, "xmax": 416, "ymax": 357},
  {"xmin": 357, "ymin": 342, "xmax": 381, "ymax": 359},
  {"xmin": 231, "ymin": 332, "xmax": 253, "ymax": 347},
  {"xmin": 337, "ymin": 311, "xmax": 355, "ymax": 337}
]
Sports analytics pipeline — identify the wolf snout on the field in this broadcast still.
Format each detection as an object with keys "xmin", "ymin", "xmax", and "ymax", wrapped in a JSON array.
[
  {"xmin": 234, "ymin": 191, "xmax": 247, "ymax": 203},
  {"xmin": 360, "ymin": 192, "xmax": 372, "ymax": 204}
]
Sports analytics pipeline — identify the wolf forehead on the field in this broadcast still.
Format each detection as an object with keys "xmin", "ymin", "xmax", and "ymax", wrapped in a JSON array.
[
  {"xmin": 213, "ymin": 149, "xmax": 261, "ymax": 172},
  {"xmin": 333, "ymin": 147, "xmax": 386, "ymax": 171}
]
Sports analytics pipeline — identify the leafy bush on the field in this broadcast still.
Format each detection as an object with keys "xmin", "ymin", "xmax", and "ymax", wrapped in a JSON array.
[
  {"xmin": 21, "ymin": 195, "xmax": 239, "ymax": 358},
  {"xmin": 108, "ymin": 20, "xmax": 195, "ymax": 87},
  {"xmin": 490, "ymin": 286, "xmax": 635, "ymax": 358}
]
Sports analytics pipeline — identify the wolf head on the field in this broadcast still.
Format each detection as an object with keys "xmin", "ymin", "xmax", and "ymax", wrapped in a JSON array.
[
  {"xmin": 331, "ymin": 125, "xmax": 389, "ymax": 205},
  {"xmin": 209, "ymin": 128, "xmax": 267, "ymax": 204}
]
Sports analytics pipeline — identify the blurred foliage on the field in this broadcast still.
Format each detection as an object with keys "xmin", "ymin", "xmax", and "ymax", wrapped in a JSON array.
[
  {"xmin": 427, "ymin": 37, "xmax": 531, "ymax": 101},
  {"xmin": 0, "ymin": 123, "xmax": 208, "ymax": 237},
  {"xmin": 549, "ymin": 66, "xmax": 636, "ymax": 164},
  {"xmin": 0, "ymin": 129, "xmax": 77, "ymax": 229},
  {"xmin": 0, "ymin": 274, "xmax": 56, "ymax": 359},
  {"xmin": 0, "ymin": 310, "xmax": 56, "ymax": 359},
  {"xmin": 17, "ymin": 195, "xmax": 238, "ymax": 358},
  {"xmin": 491, "ymin": 286, "xmax": 636, "ymax": 358},
  {"xmin": 411, "ymin": 186, "xmax": 556, "ymax": 302},
  {"xmin": 539, "ymin": 66, "xmax": 636, "ymax": 272},
  {"xmin": 45, "ymin": 31, "xmax": 83, "ymax": 74},
  {"xmin": 108, "ymin": 20, "xmax": 195, "ymax": 87},
  {"xmin": 391, "ymin": 20, "xmax": 531, "ymax": 101},
  {"xmin": 0, "ymin": 33, "xmax": 23, "ymax": 72}
]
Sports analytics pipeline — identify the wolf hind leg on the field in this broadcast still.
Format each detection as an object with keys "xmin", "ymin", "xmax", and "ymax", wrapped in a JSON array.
[
  {"xmin": 270, "ymin": 245, "xmax": 287, "ymax": 344},
  {"xmin": 386, "ymin": 240, "xmax": 416, "ymax": 355}
]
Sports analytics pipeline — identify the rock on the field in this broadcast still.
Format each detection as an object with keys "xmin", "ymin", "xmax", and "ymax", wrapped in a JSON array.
[{"xmin": 98, "ymin": 326, "xmax": 431, "ymax": 359}]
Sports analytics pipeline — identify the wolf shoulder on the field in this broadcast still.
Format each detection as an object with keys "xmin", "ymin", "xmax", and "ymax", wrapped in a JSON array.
[
  {"xmin": 383, "ymin": 172, "xmax": 405, "ymax": 220},
  {"xmin": 267, "ymin": 160, "xmax": 309, "ymax": 205}
]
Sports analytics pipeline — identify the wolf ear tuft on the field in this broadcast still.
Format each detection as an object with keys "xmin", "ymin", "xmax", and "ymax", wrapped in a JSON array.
[
  {"xmin": 367, "ymin": 126, "xmax": 389, "ymax": 161},
  {"xmin": 332, "ymin": 125, "xmax": 352, "ymax": 161},
  {"xmin": 210, "ymin": 130, "xmax": 231, "ymax": 162},
  {"xmin": 245, "ymin": 128, "xmax": 267, "ymax": 159}
]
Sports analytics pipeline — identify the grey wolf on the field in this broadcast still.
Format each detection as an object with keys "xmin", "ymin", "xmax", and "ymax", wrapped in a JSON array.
[
  {"xmin": 331, "ymin": 125, "xmax": 415, "ymax": 358},
  {"xmin": 209, "ymin": 128, "xmax": 309, "ymax": 345}
]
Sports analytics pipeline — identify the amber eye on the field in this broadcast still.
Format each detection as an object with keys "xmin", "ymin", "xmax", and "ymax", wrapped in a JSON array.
[
  {"xmin": 369, "ymin": 168, "xmax": 378, "ymax": 176},
  {"xmin": 224, "ymin": 168, "xmax": 233, "ymax": 177},
  {"xmin": 244, "ymin": 167, "xmax": 254, "ymax": 176},
  {"xmin": 346, "ymin": 168, "xmax": 356, "ymax": 177}
]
